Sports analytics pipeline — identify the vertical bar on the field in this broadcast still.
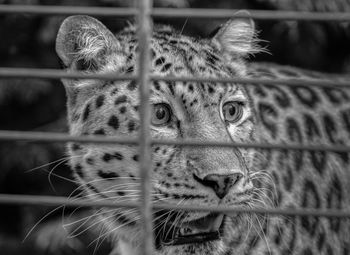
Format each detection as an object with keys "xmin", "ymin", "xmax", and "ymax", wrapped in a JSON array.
[{"xmin": 137, "ymin": 0, "xmax": 154, "ymax": 254}]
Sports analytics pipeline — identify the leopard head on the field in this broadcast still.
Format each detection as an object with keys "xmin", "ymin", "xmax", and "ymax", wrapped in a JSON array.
[{"xmin": 56, "ymin": 12, "xmax": 263, "ymax": 255}]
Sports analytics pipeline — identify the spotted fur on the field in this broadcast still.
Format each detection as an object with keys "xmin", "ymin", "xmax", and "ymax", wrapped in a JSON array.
[{"xmin": 56, "ymin": 13, "xmax": 350, "ymax": 255}]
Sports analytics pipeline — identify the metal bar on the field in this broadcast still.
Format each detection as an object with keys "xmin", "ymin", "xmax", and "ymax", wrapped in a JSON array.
[
  {"xmin": 0, "ymin": 68, "xmax": 350, "ymax": 88},
  {"xmin": 0, "ymin": 5, "xmax": 137, "ymax": 16},
  {"xmin": 152, "ymin": 8, "xmax": 350, "ymax": 21},
  {"xmin": 1, "ymin": 130, "xmax": 350, "ymax": 153},
  {"xmin": 1, "ymin": 5, "xmax": 350, "ymax": 21},
  {"xmin": 1, "ymin": 194, "xmax": 350, "ymax": 219},
  {"xmin": 137, "ymin": 0, "xmax": 154, "ymax": 254},
  {"xmin": 0, "ymin": 68, "xmax": 136, "ymax": 80}
]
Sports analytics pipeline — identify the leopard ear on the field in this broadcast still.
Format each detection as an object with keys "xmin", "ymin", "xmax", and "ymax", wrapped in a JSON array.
[
  {"xmin": 212, "ymin": 11, "xmax": 258, "ymax": 57},
  {"xmin": 56, "ymin": 15, "xmax": 120, "ymax": 71}
]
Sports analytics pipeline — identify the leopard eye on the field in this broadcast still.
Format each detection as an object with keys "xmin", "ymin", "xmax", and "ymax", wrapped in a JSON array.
[
  {"xmin": 152, "ymin": 103, "xmax": 172, "ymax": 126},
  {"xmin": 222, "ymin": 101, "xmax": 243, "ymax": 123}
]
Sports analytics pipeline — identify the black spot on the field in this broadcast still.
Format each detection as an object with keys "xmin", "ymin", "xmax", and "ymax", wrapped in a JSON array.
[
  {"xmin": 266, "ymin": 85, "xmax": 291, "ymax": 108},
  {"xmin": 108, "ymin": 115, "xmax": 119, "ymax": 130},
  {"xmin": 208, "ymin": 86, "xmax": 215, "ymax": 94},
  {"xmin": 127, "ymin": 54, "xmax": 134, "ymax": 61},
  {"xmin": 258, "ymin": 102, "xmax": 278, "ymax": 139},
  {"xmin": 301, "ymin": 248, "xmax": 313, "ymax": 255},
  {"xmin": 98, "ymin": 170, "xmax": 119, "ymax": 179},
  {"xmin": 126, "ymin": 66, "xmax": 134, "ymax": 73},
  {"xmin": 323, "ymin": 113, "xmax": 348, "ymax": 163},
  {"xmin": 341, "ymin": 108, "xmax": 350, "ymax": 138},
  {"xmin": 117, "ymin": 191, "xmax": 126, "ymax": 196},
  {"xmin": 102, "ymin": 152, "xmax": 123, "ymax": 162},
  {"xmin": 86, "ymin": 157, "xmax": 94, "ymax": 165},
  {"xmin": 253, "ymin": 85, "xmax": 267, "ymax": 97},
  {"xmin": 113, "ymin": 152, "xmax": 123, "ymax": 160},
  {"xmin": 153, "ymin": 81, "xmax": 161, "ymax": 91},
  {"xmin": 82, "ymin": 103, "xmax": 91, "ymax": 122},
  {"xmin": 96, "ymin": 95, "xmax": 105, "ymax": 108},
  {"xmin": 119, "ymin": 106, "xmax": 127, "ymax": 114},
  {"xmin": 115, "ymin": 95, "xmax": 127, "ymax": 105},
  {"xmin": 326, "ymin": 246, "xmax": 334, "ymax": 255},
  {"xmin": 103, "ymin": 153, "xmax": 112, "ymax": 162},
  {"xmin": 167, "ymin": 82, "xmax": 175, "ymax": 95},
  {"xmin": 155, "ymin": 57, "xmax": 165, "ymax": 66},
  {"xmin": 301, "ymin": 179, "xmax": 320, "ymax": 236},
  {"xmin": 290, "ymin": 86, "xmax": 319, "ymax": 108},
  {"xmin": 286, "ymin": 118, "xmax": 303, "ymax": 172},
  {"xmin": 282, "ymin": 168, "xmax": 294, "ymax": 192},
  {"xmin": 322, "ymin": 87, "xmax": 349, "ymax": 105},
  {"xmin": 317, "ymin": 229, "xmax": 325, "ymax": 251},
  {"xmin": 161, "ymin": 63, "xmax": 172, "ymax": 72},
  {"xmin": 128, "ymin": 121, "xmax": 136, "ymax": 132},
  {"xmin": 133, "ymin": 155, "xmax": 139, "ymax": 162},
  {"xmin": 127, "ymin": 80, "xmax": 137, "ymax": 91},
  {"xmin": 323, "ymin": 113, "xmax": 339, "ymax": 144},
  {"xmin": 74, "ymin": 164, "xmax": 84, "ymax": 178},
  {"xmin": 111, "ymin": 87, "xmax": 118, "ymax": 95},
  {"xmin": 304, "ymin": 113, "xmax": 321, "ymax": 140},
  {"xmin": 303, "ymin": 113, "xmax": 327, "ymax": 173},
  {"xmin": 94, "ymin": 129, "xmax": 105, "ymax": 135},
  {"xmin": 71, "ymin": 143, "xmax": 82, "ymax": 151},
  {"xmin": 151, "ymin": 49, "xmax": 156, "ymax": 58},
  {"xmin": 311, "ymin": 151, "xmax": 327, "ymax": 175},
  {"xmin": 326, "ymin": 175, "xmax": 342, "ymax": 232}
]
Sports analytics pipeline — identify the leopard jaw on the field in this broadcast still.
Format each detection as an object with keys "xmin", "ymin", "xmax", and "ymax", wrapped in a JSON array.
[{"xmin": 161, "ymin": 214, "xmax": 225, "ymax": 246}]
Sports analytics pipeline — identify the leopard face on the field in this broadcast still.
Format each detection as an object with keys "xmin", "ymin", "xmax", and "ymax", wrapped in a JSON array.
[
  {"xmin": 56, "ymin": 14, "xmax": 262, "ymax": 255},
  {"xmin": 56, "ymin": 13, "xmax": 350, "ymax": 255}
]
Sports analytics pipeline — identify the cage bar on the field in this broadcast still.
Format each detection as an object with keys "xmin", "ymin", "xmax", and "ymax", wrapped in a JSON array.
[
  {"xmin": 1, "ymin": 194, "xmax": 350, "ymax": 219},
  {"xmin": 1, "ymin": 130, "xmax": 350, "ymax": 153},
  {"xmin": 137, "ymin": 0, "xmax": 155, "ymax": 254},
  {"xmin": 0, "ymin": 68, "xmax": 350, "ymax": 88},
  {"xmin": 2, "ymin": 5, "xmax": 350, "ymax": 21}
]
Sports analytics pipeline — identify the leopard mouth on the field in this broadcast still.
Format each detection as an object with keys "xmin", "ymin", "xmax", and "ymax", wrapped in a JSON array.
[{"xmin": 156, "ymin": 213, "xmax": 225, "ymax": 247}]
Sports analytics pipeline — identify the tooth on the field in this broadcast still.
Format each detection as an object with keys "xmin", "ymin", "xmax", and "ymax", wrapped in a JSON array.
[{"xmin": 211, "ymin": 214, "xmax": 224, "ymax": 231}]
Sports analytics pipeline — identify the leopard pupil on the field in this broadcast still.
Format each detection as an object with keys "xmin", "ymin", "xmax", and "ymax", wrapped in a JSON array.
[
  {"xmin": 157, "ymin": 108, "xmax": 166, "ymax": 120},
  {"xmin": 228, "ymin": 105, "xmax": 236, "ymax": 116}
]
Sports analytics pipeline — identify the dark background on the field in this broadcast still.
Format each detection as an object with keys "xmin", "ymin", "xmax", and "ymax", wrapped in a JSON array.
[{"xmin": 1, "ymin": 0, "xmax": 350, "ymax": 254}]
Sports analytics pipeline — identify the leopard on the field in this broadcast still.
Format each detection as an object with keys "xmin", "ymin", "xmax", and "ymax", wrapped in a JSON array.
[{"xmin": 55, "ymin": 12, "xmax": 350, "ymax": 255}]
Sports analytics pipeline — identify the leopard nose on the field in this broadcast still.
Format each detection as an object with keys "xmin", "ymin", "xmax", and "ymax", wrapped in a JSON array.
[{"xmin": 194, "ymin": 173, "xmax": 243, "ymax": 199}]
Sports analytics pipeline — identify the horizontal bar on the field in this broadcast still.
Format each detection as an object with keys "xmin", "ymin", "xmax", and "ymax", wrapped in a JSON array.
[
  {"xmin": 0, "ymin": 68, "xmax": 349, "ymax": 88},
  {"xmin": 0, "ymin": 68, "xmax": 136, "ymax": 81},
  {"xmin": 153, "ymin": 8, "xmax": 350, "ymax": 21},
  {"xmin": 0, "ymin": 5, "xmax": 137, "ymax": 17},
  {"xmin": 1, "ymin": 5, "xmax": 350, "ymax": 21},
  {"xmin": 0, "ymin": 194, "xmax": 349, "ymax": 218},
  {"xmin": 0, "ymin": 130, "xmax": 350, "ymax": 153}
]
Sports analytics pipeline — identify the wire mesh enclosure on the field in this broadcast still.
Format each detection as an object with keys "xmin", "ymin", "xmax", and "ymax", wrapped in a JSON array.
[{"xmin": 0, "ymin": 1, "xmax": 350, "ymax": 255}]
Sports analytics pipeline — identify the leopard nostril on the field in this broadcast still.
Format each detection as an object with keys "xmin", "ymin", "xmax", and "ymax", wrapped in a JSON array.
[{"xmin": 193, "ymin": 173, "xmax": 243, "ymax": 199}]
